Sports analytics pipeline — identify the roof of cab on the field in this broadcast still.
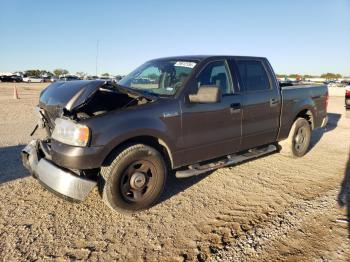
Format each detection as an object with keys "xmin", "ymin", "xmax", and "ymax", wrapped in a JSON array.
[{"xmin": 149, "ymin": 55, "xmax": 267, "ymax": 62}]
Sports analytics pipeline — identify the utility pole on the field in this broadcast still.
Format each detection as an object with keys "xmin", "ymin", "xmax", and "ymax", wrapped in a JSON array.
[{"xmin": 95, "ymin": 40, "xmax": 99, "ymax": 76}]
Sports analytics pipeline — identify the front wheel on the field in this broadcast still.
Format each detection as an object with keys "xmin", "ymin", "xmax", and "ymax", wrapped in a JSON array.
[
  {"xmin": 279, "ymin": 118, "xmax": 311, "ymax": 158},
  {"xmin": 100, "ymin": 144, "xmax": 167, "ymax": 213}
]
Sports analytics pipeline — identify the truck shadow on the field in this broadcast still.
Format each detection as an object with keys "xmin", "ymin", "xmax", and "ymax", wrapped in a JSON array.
[
  {"xmin": 0, "ymin": 144, "xmax": 28, "ymax": 184},
  {"xmin": 159, "ymin": 170, "xmax": 214, "ymax": 204},
  {"xmin": 337, "ymin": 153, "xmax": 350, "ymax": 237},
  {"xmin": 309, "ymin": 113, "xmax": 341, "ymax": 151},
  {"xmin": 159, "ymin": 151, "xmax": 277, "ymax": 205}
]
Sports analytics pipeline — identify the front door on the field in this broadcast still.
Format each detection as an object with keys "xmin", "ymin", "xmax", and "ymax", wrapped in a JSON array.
[{"xmin": 180, "ymin": 60, "xmax": 242, "ymax": 166}]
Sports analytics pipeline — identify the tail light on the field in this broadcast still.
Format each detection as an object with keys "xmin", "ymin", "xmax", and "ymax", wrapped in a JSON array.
[{"xmin": 346, "ymin": 89, "xmax": 350, "ymax": 96}]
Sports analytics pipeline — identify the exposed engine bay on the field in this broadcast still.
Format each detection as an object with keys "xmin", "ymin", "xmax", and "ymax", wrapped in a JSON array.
[
  {"xmin": 74, "ymin": 86, "xmax": 150, "ymax": 120},
  {"xmin": 36, "ymin": 80, "xmax": 155, "ymax": 135}
]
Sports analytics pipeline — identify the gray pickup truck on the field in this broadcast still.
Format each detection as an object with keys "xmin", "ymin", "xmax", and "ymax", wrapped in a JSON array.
[{"xmin": 22, "ymin": 55, "xmax": 328, "ymax": 212}]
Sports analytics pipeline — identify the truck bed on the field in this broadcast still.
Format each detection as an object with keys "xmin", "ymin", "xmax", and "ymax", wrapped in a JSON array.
[{"xmin": 278, "ymin": 84, "xmax": 328, "ymax": 140}]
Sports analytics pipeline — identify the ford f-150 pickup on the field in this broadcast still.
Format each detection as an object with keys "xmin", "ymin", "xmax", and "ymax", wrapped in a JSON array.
[{"xmin": 21, "ymin": 55, "xmax": 328, "ymax": 212}]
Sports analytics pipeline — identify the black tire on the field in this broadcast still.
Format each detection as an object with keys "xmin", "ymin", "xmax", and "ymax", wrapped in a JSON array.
[
  {"xmin": 279, "ymin": 118, "xmax": 311, "ymax": 158},
  {"xmin": 100, "ymin": 144, "xmax": 167, "ymax": 213}
]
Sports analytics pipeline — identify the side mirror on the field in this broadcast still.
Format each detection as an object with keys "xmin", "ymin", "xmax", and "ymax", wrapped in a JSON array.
[{"xmin": 188, "ymin": 85, "xmax": 221, "ymax": 103}]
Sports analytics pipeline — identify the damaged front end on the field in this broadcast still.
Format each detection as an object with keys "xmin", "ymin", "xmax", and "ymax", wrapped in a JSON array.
[
  {"xmin": 22, "ymin": 80, "xmax": 155, "ymax": 201},
  {"xmin": 39, "ymin": 80, "xmax": 154, "ymax": 124},
  {"xmin": 21, "ymin": 139, "xmax": 97, "ymax": 201}
]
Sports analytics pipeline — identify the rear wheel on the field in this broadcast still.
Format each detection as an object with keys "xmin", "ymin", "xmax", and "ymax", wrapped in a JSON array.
[
  {"xmin": 279, "ymin": 118, "xmax": 311, "ymax": 158},
  {"xmin": 100, "ymin": 144, "xmax": 167, "ymax": 213}
]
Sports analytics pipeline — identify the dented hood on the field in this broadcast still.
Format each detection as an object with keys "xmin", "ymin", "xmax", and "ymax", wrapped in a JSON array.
[{"xmin": 39, "ymin": 80, "xmax": 105, "ymax": 112}]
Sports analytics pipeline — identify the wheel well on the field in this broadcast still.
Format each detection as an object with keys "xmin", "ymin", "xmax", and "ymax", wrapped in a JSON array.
[
  {"xmin": 103, "ymin": 136, "xmax": 173, "ymax": 169},
  {"xmin": 295, "ymin": 109, "xmax": 314, "ymax": 129}
]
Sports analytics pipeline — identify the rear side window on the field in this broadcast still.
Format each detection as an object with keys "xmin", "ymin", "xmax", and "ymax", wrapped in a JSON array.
[{"xmin": 236, "ymin": 60, "xmax": 270, "ymax": 91}]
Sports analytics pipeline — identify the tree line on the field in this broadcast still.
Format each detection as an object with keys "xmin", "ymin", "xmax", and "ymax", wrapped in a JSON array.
[{"xmin": 276, "ymin": 73, "xmax": 345, "ymax": 80}]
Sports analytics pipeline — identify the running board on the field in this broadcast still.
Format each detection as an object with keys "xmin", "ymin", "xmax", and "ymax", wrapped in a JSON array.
[{"xmin": 175, "ymin": 144, "xmax": 277, "ymax": 178}]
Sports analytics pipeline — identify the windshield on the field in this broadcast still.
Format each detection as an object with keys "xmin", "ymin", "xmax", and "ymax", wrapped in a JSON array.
[{"xmin": 119, "ymin": 60, "xmax": 197, "ymax": 96}]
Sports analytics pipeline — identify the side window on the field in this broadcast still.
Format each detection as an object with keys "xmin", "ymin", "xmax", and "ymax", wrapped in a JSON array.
[
  {"xmin": 236, "ymin": 60, "xmax": 270, "ymax": 91},
  {"xmin": 196, "ymin": 61, "xmax": 232, "ymax": 95}
]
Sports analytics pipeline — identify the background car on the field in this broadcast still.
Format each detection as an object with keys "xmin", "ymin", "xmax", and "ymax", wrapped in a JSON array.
[
  {"xmin": 115, "ymin": 75, "xmax": 124, "ymax": 82},
  {"xmin": 0, "ymin": 75, "xmax": 22, "ymax": 82},
  {"xmin": 58, "ymin": 75, "xmax": 80, "ymax": 81},
  {"xmin": 279, "ymin": 80, "xmax": 293, "ymax": 87},
  {"xmin": 86, "ymin": 75, "xmax": 99, "ymax": 80},
  {"xmin": 98, "ymin": 76, "xmax": 118, "ymax": 83},
  {"xmin": 98, "ymin": 76, "xmax": 112, "ymax": 81},
  {"xmin": 50, "ymin": 76, "xmax": 58, "ymax": 82},
  {"xmin": 22, "ymin": 76, "xmax": 44, "ymax": 83}
]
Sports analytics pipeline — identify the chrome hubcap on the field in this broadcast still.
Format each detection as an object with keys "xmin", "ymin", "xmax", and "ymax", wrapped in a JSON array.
[
  {"xmin": 130, "ymin": 172, "xmax": 146, "ymax": 189},
  {"xmin": 120, "ymin": 160, "xmax": 156, "ymax": 202}
]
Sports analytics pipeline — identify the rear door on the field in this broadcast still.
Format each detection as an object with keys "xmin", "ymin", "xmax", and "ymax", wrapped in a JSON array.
[
  {"xmin": 232, "ymin": 58, "xmax": 280, "ymax": 150},
  {"xmin": 180, "ymin": 59, "xmax": 242, "ymax": 165}
]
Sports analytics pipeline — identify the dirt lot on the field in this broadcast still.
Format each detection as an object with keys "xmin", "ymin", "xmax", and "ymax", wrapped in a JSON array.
[{"xmin": 0, "ymin": 82, "xmax": 350, "ymax": 261}]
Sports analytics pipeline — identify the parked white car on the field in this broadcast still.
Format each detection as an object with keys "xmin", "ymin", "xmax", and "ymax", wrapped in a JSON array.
[
  {"xmin": 22, "ymin": 76, "xmax": 44, "ymax": 83},
  {"xmin": 327, "ymin": 83, "xmax": 337, "ymax": 88},
  {"xmin": 98, "ymin": 76, "xmax": 114, "ymax": 82}
]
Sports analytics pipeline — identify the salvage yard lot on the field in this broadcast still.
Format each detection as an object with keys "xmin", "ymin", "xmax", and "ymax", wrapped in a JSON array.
[{"xmin": 0, "ymin": 83, "xmax": 350, "ymax": 261}]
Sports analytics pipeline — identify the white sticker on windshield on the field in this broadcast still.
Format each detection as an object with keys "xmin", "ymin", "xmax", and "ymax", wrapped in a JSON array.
[{"xmin": 174, "ymin": 61, "xmax": 197, "ymax": 68}]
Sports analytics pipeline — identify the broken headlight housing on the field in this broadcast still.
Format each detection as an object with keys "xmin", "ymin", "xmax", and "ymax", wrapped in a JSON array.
[{"xmin": 52, "ymin": 118, "xmax": 90, "ymax": 147}]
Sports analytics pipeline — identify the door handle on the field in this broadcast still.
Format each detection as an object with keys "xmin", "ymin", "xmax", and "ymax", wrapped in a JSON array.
[
  {"xmin": 230, "ymin": 103, "xmax": 241, "ymax": 113},
  {"xmin": 270, "ymin": 98, "xmax": 279, "ymax": 106}
]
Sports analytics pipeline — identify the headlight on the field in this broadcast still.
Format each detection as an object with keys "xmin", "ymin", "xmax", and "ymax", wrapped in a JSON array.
[{"xmin": 52, "ymin": 118, "xmax": 90, "ymax": 146}]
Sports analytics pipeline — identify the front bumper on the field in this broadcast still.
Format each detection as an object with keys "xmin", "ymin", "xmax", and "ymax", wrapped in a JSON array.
[{"xmin": 21, "ymin": 140, "xmax": 97, "ymax": 201}]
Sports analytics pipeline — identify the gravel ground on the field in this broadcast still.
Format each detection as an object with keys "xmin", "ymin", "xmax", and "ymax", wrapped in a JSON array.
[{"xmin": 0, "ymin": 82, "xmax": 350, "ymax": 261}]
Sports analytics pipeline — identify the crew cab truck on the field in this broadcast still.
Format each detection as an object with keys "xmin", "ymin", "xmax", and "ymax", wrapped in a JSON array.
[{"xmin": 21, "ymin": 55, "xmax": 328, "ymax": 212}]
